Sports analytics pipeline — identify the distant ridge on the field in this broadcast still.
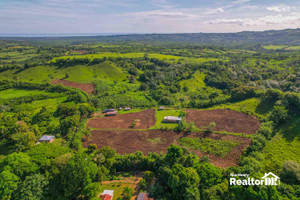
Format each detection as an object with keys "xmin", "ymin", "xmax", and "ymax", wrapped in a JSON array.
[{"xmin": 1, "ymin": 28, "xmax": 299, "ymax": 46}]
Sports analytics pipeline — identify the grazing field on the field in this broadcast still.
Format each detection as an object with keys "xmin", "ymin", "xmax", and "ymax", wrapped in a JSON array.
[
  {"xmin": 51, "ymin": 79, "xmax": 95, "ymax": 94},
  {"xmin": 87, "ymin": 109, "xmax": 156, "ymax": 129},
  {"xmin": 185, "ymin": 109, "xmax": 261, "ymax": 134},
  {"xmin": 83, "ymin": 130, "xmax": 251, "ymax": 168}
]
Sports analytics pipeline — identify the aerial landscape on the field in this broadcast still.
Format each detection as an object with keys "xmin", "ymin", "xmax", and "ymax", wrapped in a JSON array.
[{"xmin": 0, "ymin": 0, "xmax": 300, "ymax": 200}]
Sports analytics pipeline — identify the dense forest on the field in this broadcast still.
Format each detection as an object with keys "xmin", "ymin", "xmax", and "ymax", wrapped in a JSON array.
[{"xmin": 0, "ymin": 33, "xmax": 299, "ymax": 200}]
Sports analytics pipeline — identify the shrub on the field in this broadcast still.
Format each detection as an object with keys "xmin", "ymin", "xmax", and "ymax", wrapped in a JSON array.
[
  {"xmin": 130, "ymin": 122, "xmax": 136, "ymax": 128},
  {"xmin": 206, "ymin": 122, "xmax": 216, "ymax": 133},
  {"xmin": 88, "ymin": 144, "xmax": 97, "ymax": 152},
  {"xmin": 280, "ymin": 161, "xmax": 300, "ymax": 185}
]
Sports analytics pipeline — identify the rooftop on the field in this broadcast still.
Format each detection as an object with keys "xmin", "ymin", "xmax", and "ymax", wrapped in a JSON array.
[{"xmin": 39, "ymin": 135, "xmax": 55, "ymax": 141}]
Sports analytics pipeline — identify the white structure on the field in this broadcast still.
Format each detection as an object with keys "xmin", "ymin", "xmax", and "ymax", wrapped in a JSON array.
[
  {"xmin": 163, "ymin": 116, "xmax": 182, "ymax": 123},
  {"xmin": 102, "ymin": 190, "xmax": 114, "ymax": 197}
]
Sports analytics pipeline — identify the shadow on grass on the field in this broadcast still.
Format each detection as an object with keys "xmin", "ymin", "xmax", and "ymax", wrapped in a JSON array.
[
  {"xmin": 280, "ymin": 115, "xmax": 300, "ymax": 142},
  {"xmin": 255, "ymin": 99, "xmax": 275, "ymax": 115}
]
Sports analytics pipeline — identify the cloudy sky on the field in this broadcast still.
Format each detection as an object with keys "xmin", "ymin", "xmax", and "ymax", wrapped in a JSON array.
[{"xmin": 0, "ymin": 0, "xmax": 300, "ymax": 34}]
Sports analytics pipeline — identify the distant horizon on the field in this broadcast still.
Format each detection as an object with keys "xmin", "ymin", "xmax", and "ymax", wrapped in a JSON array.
[
  {"xmin": 1, "ymin": 0, "xmax": 299, "ymax": 34},
  {"xmin": 0, "ymin": 28, "xmax": 299, "ymax": 38}
]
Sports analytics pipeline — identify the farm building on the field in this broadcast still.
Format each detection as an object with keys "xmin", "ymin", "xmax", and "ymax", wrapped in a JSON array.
[
  {"xmin": 100, "ymin": 190, "xmax": 114, "ymax": 200},
  {"xmin": 163, "ymin": 116, "xmax": 182, "ymax": 123},
  {"xmin": 137, "ymin": 192, "xmax": 153, "ymax": 200},
  {"xmin": 102, "ymin": 109, "xmax": 115, "ymax": 113},
  {"xmin": 125, "ymin": 107, "xmax": 131, "ymax": 111},
  {"xmin": 105, "ymin": 111, "xmax": 118, "ymax": 116},
  {"xmin": 38, "ymin": 135, "xmax": 55, "ymax": 143},
  {"xmin": 158, "ymin": 106, "xmax": 165, "ymax": 110}
]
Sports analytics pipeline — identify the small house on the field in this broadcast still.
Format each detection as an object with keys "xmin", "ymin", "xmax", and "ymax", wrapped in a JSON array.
[
  {"xmin": 163, "ymin": 116, "xmax": 182, "ymax": 123},
  {"xmin": 158, "ymin": 106, "xmax": 165, "ymax": 110},
  {"xmin": 124, "ymin": 107, "xmax": 131, "ymax": 111},
  {"xmin": 100, "ymin": 190, "xmax": 114, "ymax": 200},
  {"xmin": 102, "ymin": 109, "xmax": 115, "ymax": 113},
  {"xmin": 105, "ymin": 111, "xmax": 118, "ymax": 117},
  {"xmin": 39, "ymin": 135, "xmax": 55, "ymax": 143}
]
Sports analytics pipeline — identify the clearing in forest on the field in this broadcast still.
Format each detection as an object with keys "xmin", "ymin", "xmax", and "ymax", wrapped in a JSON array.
[{"xmin": 51, "ymin": 79, "xmax": 95, "ymax": 94}]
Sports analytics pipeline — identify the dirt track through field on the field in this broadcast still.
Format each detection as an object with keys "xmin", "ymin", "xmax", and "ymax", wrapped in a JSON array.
[
  {"xmin": 82, "ymin": 129, "xmax": 251, "ymax": 168},
  {"xmin": 87, "ymin": 109, "xmax": 156, "ymax": 129},
  {"xmin": 185, "ymin": 109, "xmax": 260, "ymax": 134},
  {"xmin": 51, "ymin": 79, "xmax": 95, "ymax": 94}
]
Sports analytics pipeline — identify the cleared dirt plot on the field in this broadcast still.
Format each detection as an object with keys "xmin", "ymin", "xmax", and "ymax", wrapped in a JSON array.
[
  {"xmin": 87, "ymin": 109, "xmax": 155, "ymax": 129},
  {"xmin": 51, "ymin": 79, "xmax": 95, "ymax": 94},
  {"xmin": 83, "ymin": 130, "xmax": 251, "ymax": 168},
  {"xmin": 83, "ymin": 130, "xmax": 176, "ymax": 155},
  {"xmin": 185, "ymin": 109, "xmax": 260, "ymax": 134}
]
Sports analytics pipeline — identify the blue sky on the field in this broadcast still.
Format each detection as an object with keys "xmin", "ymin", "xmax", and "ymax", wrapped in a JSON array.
[{"xmin": 0, "ymin": 0, "xmax": 299, "ymax": 34}]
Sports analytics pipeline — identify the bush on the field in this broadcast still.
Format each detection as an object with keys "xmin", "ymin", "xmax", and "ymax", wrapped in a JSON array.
[
  {"xmin": 258, "ymin": 121, "xmax": 275, "ymax": 140},
  {"xmin": 231, "ymin": 86, "xmax": 259, "ymax": 101},
  {"xmin": 280, "ymin": 161, "xmax": 300, "ymax": 185},
  {"xmin": 88, "ymin": 144, "xmax": 97, "ymax": 152},
  {"xmin": 206, "ymin": 122, "xmax": 216, "ymax": 133}
]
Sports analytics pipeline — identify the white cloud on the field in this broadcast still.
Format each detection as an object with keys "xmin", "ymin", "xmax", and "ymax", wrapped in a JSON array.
[
  {"xmin": 267, "ymin": 5, "xmax": 297, "ymax": 12},
  {"xmin": 209, "ymin": 12, "xmax": 300, "ymax": 26},
  {"xmin": 123, "ymin": 10, "xmax": 199, "ymax": 19}
]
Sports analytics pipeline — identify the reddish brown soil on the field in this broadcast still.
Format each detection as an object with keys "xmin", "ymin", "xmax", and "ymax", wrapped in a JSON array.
[
  {"xmin": 185, "ymin": 109, "xmax": 261, "ymax": 134},
  {"xmin": 51, "ymin": 79, "xmax": 95, "ymax": 94},
  {"xmin": 87, "ymin": 109, "xmax": 155, "ymax": 129},
  {"xmin": 72, "ymin": 50, "xmax": 89, "ymax": 54},
  {"xmin": 82, "ymin": 129, "xmax": 251, "ymax": 168}
]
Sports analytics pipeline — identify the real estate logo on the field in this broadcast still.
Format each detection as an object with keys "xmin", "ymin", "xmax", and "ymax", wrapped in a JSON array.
[{"xmin": 230, "ymin": 172, "xmax": 280, "ymax": 186}]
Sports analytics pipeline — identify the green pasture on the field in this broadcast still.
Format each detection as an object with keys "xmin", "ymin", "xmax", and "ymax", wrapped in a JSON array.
[
  {"xmin": 51, "ymin": 52, "xmax": 219, "ymax": 64},
  {"xmin": 0, "ymin": 89, "xmax": 56, "ymax": 100},
  {"xmin": 0, "ymin": 62, "xmax": 126, "ymax": 83}
]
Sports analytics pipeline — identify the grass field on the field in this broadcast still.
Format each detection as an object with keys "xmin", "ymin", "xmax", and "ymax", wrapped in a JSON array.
[
  {"xmin": 180, "ymin": 71, "xmax": 206, "ymax": 92},
  {"xmin": 260, "ymin": 116, "xmax": 300, "ymax": 173},
  {"xmin": 262, "ymin": 45, "xmax": 288, "ymax": 50},
  {"xmin": 151, "ymin": 109, "xmax": 181, "ymax": 129},
  {"xmin": 0, "ymin": 89, "xmax": 57, "ymax": 100},
  {"xmin": 0, "ymin": 62, "xmax": 126, "ymax": 83},
  {"xmin": 51, "ymin": 52, "xmax": 219, "ymax": 64},
  {"xmin": 178, "ymin": 137, "xmax": 240, "ymax": 157}
]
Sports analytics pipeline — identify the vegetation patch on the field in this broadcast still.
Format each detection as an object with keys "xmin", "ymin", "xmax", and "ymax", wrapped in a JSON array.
[{"xmin": 178, "ymin": 137, "xmax": 240, "ymax": 158}]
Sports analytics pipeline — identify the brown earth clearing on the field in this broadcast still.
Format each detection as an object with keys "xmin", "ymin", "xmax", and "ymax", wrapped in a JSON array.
[
  {"xmin": 185, "ymin": 109, "xmax": 260, "ymax": 134},
  {"xmin": 51, "ymin": 79, "xmax": 95, "ymax": 94},
  {"xmin": 82, "ymin": 129, "xmax": 251, "ymax": 168},
  {"xmin": 87, "ymin": 109, "xmax": 155, "ymax": 129}
]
